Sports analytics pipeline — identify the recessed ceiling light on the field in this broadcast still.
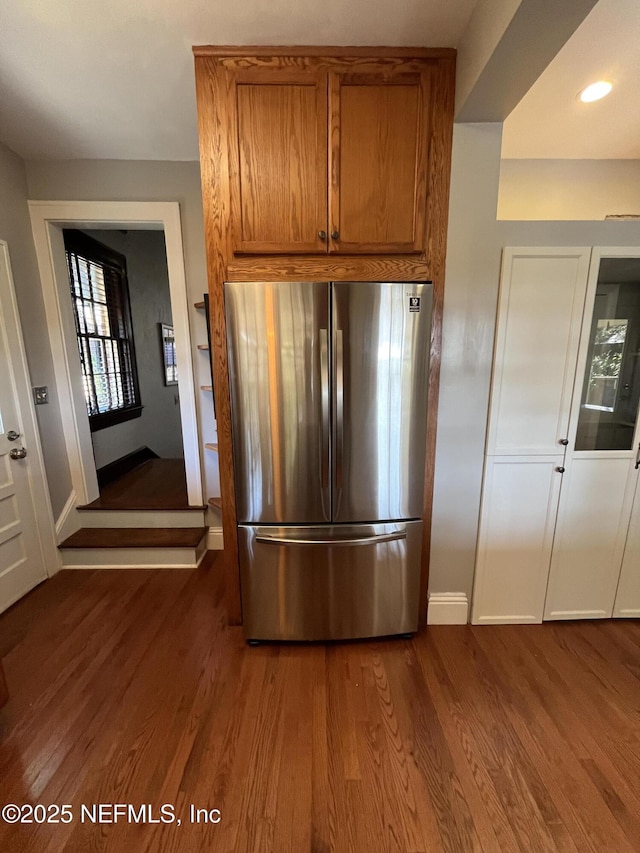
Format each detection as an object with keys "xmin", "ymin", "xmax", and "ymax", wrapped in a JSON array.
[{"xmin": 578, "ymin": 81, "xmax": 613, "ymax": 103}]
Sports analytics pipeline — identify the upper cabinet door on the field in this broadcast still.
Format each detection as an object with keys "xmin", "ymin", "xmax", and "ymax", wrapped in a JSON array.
[
  {"xmin": 328, "ymin": 71, "xmax": 430, "ymax": 254},
  {"xmin": 229, "ymin": 71, "xmax": 328, "ymax": 254},
  {"xmin": 486, "ymin": 248, "xmax": 591, "ymax": 456}
]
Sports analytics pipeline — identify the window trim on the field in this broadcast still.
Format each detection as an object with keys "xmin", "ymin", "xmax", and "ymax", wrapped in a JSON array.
[{"xmin": 63, "ymin": 229, "xmax": 142, "ymax": 432}]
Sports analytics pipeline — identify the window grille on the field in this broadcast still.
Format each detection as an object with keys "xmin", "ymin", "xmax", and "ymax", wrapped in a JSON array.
[{"xmin": 64, "ymin": 230, "xmax": 142, "ymax": 431}]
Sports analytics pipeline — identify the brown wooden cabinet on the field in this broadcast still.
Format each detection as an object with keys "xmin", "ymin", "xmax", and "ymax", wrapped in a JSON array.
[
  {"xmin": 329, "ymin": 70, "xmax": 429, "ymax": 254},
  {"xmin": 222, "ymin": 58, "xmax": 434, "ymax": 256},
  {"xmin": 194, "ymin": 47, "xmax": 455, "ymax": 626},
  {"xmin": 230, "ymin": 70, "xmax": 328, "ymax": 254}
]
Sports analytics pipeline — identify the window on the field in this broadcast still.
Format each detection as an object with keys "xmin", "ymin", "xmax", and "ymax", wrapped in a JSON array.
[{"xmin": 64, "ymin": 230, "xmax": 142, "ymax": 431}]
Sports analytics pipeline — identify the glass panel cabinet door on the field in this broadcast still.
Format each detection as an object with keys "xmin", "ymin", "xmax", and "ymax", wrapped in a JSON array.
[
  {"xmin": 575, "ymin": 258, "xmax": 640, "ymax": 451},
  {"xmin": 544, "ymin": 255, "xmax": 640, "ymax": 621}
]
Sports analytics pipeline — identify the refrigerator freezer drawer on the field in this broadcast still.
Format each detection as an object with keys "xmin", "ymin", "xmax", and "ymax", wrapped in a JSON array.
[{"xmin": 238, "ymin": 521, "xmax": 422, "ymax": 641}]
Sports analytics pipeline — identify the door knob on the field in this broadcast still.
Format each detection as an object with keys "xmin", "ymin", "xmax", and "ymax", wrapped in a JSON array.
[
  {"xmin": 331, "ymin": 229, "xmax": 339, "ymax": 240},
  {"xmin": 318, "ymin": 230, "xmax": 327, "ymax": 240},
  {"xmin": 556, "ymin": 466, "xmax": 565, "ymax": 473},
  {"xmin": 559, "ymin": 438, "xmax": 569, "ymax": 446},
  {"xmin": 6, "ymin": 430, "xmax": 20, "ymax": 441},
  {"xmin": 9, "ymin": 447, "xmax": 27, "ymax": 460}
]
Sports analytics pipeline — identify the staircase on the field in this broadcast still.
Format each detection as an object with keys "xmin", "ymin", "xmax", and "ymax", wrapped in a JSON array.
[{"xmin": 58, "ymin": 457, "xmax": 220, "ymax": 569}]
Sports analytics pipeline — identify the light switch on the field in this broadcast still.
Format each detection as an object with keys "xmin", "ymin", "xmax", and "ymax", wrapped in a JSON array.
[{"xmin": 33, "ymin": 386, "xmax": 49, "ymax": 405}]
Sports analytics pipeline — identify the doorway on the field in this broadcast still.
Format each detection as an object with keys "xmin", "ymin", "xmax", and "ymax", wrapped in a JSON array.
[
  {"xmin": 63, "ymin": 227, "xmax": 188, "ymax": 508},
  {"xmin": 28, "ymin": 201, "xmax": 202, "ymax": 509}
]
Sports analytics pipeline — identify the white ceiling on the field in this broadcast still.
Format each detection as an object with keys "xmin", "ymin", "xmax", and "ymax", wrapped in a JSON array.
[
  {"xmin": 0, "ymin": 0, "xmax": 477, "ymax": 161},
  {"xmin": 0, "ymin": 0, "xmax": 637, "ymax": 163},
  {"xmin": 502, "ymin": 0, "xmax": 640, "ymax": 159}
]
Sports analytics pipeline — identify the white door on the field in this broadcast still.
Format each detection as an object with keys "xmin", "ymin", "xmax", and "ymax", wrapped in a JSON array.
[
  {"xmin": 0, "ymin": 242, "xmax": 56, "ymax": 614},
  {"xmin": 545, "ymin": 251, "xmax": 640, "ymax": 620}
]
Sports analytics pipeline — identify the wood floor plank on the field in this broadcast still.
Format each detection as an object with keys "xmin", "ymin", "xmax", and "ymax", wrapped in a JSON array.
[
  {"xmin": 429, "ymin": 628, "xmax": 576, "ymax": 853},
  {"xmin": 418, "ymin": 641, "xmax": 520, "ymax": 853},
  {"xmin": 382, "ymin": 642, "xmax": 484, "ymax": 853},
  {"xmin": 472, "ymin": 626, "xmax": 630, "ymax": 853},
  {"xmin": 2, "ymin": 565, "xmax": 640, "ymax": 853}
]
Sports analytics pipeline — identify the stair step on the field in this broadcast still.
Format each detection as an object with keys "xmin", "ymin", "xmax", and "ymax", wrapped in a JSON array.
[
  {"xmin": 74, "ymin": 509, "xmax": 207, "ymax": 528},
  {"xmin": 59, "ymin": 527, "xmax": 207, "ymax": 550}
]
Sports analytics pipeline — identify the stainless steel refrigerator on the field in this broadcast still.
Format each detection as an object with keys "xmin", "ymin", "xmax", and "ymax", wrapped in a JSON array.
[{"xmin": 225, "ymin": 280, "xmax": 432, "ymax": 641}]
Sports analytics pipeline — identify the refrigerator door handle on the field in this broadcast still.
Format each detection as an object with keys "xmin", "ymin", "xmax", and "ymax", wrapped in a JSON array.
[
  {"xmin": 335, "ymin": 328, "xmax": 344, "ymax": 492},
  {"xmin": 255, "ymin": 530, "xmax": 407, "ymax": 547},
  {"xmin": 320, "ymin": 328, "xmax": 330, "ymax": 490}
]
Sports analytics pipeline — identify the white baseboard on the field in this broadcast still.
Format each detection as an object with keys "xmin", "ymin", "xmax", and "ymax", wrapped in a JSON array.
[
  {"xmin": 55, "ymin": 491, "xmax": 80, "ymax": 544},
  {"xmin": 206, "ymin": 526, "xmax": 224, "ymax": 550},
  {"xmin": 427, "ymin": 592, "xmax": 469, "ymax": 625}
]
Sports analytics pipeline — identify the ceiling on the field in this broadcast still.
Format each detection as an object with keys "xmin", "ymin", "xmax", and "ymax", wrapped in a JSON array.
[
  {"xmin": 0, "ymin": 0, "xmax": 636, "ymax": 163},
  {"xmin": 502, "ymin": 0, "xmax": 640, "ymax": 159}
]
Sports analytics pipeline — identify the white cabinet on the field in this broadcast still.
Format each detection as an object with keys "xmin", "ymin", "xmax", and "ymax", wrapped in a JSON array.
[
  {"xmin": 474, "ymin": 247, "xmax": 640, "ymax": 625},
  {"xmin": 471, "ymin": 248, "xmax": 590, "ymax": 624}
]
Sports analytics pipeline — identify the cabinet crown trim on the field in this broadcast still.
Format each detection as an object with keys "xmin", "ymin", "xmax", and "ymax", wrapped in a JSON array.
[{"xmin": 193, "ymin": 45, "xmax": 456, "ymax": 59}]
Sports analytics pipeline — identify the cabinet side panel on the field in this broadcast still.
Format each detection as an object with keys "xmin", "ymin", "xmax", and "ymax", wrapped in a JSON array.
[{"xmin": 194, "ymin": 57, "xmax": 241, "ymax": 624}]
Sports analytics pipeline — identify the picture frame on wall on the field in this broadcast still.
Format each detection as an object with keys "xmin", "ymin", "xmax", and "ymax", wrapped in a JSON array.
[{"xmin": 160, "ymin": 323, "xmax": 178, "ymax": 385}]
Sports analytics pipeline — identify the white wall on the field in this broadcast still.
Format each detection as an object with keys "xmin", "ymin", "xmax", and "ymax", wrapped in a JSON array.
[
  {"xmin": 0, "ymin": 142, "xmax": 72, "ymax": 517},
  {"xmin": 82, "ymin": 229, "xmax": 184, "ymax": 468},
  {"xmin": 431, "ymin": 123, "xmax": 640, "ymax": 598},
  {"xmin": 26, "ymin": 160, "xmax": 220, "ymax": 504},
  {"xmin": 499, "ymin": 159, "xmax": 640, "ymax": 220}
]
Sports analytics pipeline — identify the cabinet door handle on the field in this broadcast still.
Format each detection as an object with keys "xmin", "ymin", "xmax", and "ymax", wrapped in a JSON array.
[
  {"xmin": 318, "ymin": 230, "xmax": 327, "ymax": 240},
  {"xmin": 331, "ymin": 229, "xmax": 339, "ymax": 240},
  {"xmin": 556, "ymin": 466, "xmax": 565, "ymax": 473},
  {"xmin": 559, "ymin": 438, "xmax": 569, "ymax": 446}
]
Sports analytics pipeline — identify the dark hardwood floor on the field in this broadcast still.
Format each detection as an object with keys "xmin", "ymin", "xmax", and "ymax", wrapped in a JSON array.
[
  {"xmin": 79, "ymin": 459, "xmax": 205, "ymax": 511},
  {"xmin": 0, "ymin": 556, "xmax": 639, "ymax": 852}
]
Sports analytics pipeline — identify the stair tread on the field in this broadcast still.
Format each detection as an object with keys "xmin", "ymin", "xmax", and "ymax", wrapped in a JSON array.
[
  {"xmin": 59, "ymin": 527, "xmax": 207, "ymax": 549},
  {"xmin": 77, "ymin": 505, "xmax": 207, "ymax": 512}
]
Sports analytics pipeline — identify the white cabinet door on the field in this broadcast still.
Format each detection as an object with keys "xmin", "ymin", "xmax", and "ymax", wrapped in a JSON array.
[
  {"xmin": 614, "ymin": 475, "xmax": 640, "ymax": 618},
  {"xmin": 486, "ymin": 248, "xmax": 590, "ymax": 456},
  {"xmin": 544, "ymin": 456, "xmax": 636, "ymax": 619},
  {"xmin": 472, "ymin": 457, "xmax": 563, "ymax": 624}
]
